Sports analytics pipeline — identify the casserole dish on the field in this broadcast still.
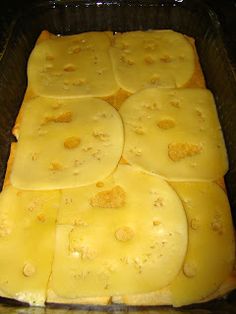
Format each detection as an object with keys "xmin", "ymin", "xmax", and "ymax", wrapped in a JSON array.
[{"xmin": 0, "ymin": 0, "xmax": 236, "ymax": 312}]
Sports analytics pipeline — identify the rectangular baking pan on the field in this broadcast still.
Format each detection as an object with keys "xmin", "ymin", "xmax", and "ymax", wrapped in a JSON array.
[{"xmin": 0, "ymin": 0, "xmax": 236, "ymax": 313}]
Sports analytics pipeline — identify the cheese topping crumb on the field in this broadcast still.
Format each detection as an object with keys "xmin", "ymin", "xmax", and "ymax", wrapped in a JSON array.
[
  {"xmin": 168, "ymin": 143, "xmax": 202, "ymax": 161},
  {"xmin": 23, "ymin": 263, "xmax": 36, "ymax": 277},
  {"xmin": 90, "ymin": 186, "xmax": 126, "ymax": 208},
  {"xmin": 64, "ymin": 137, "xmax": 81, "ymax": 149},
  {"xmin": 183, "ymin": 263, "xmax": 197, "ymax": 278},
  {"xmin": 157, "ymin": 119, "xmax": 176, "ymax": 129},
  {"xmin": 44, "ymin": 111, "xmax": 73, "ymax": 124},
  {"xmin": 115, "ymin": 226, "xmax": 134, "ymax": 242}
]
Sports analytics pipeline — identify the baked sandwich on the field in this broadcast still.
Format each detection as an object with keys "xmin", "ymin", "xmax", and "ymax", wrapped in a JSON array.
[{"xmin": 0, "ymin": 30, "xmax": 235, "ymax": 307}]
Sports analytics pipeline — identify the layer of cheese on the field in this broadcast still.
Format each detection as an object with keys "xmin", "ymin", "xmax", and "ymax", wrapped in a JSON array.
[
  {"xmin": 48, "ymin": 164, "xmax": 187, "ymax": 299},
  {"xmin": 10, "ymin": 97, "xmax": 124, "ymax": 190},
  {"xmin": 170, "ymin": 182, "xmax": 235, "ymax": 306},
  {"xmin": 27, "ymin": 32, "xmax": 119, "ymax": 98},
  {"xmin": 119, "ymin": 88, "xmax": 228, "ymax": 181},
  {"xmin": 0, "ymin": 185, "xmax": 59, "ymax": 306},
  {"xmin": 112, "ymin": 182, "xmax": 235, "ymax": 306},
  {"xmin": 110, "ymin": 30, "xmax": 195, "ymax": 93}
]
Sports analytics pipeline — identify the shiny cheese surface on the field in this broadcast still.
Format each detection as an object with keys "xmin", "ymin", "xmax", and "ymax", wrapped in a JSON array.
[
  {"xmin": 119, "ymin": 88, "xmax": 228, "ymax": 181},
  {"xmin": 0, "ymin": 185, "xmax": 59, "ymax": 306},
  {"xmin": 10, "ymin": 97, "xmax": 124, "ymax": 190},
  {"xmin": 170, "ymin": 182, "xmax": 235, "ymax": 306},
  {"xmin": 28, "ymin": 32, "xmax": 119, "ymax": 98},
  {"xmin": 110, "ymin": 30, "xmax": 195, "ymax": 93},
  {"xmin": 49, "ymin": 164, "xmax": 188, "ymax": 299}
]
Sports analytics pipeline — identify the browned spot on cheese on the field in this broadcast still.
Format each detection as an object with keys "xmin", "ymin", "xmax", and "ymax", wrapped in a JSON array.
[
  {"xmin": 211, "ymin": 218, "xmax": 223, "ymax": 235},
  {"xmin": 31, "ymin": 152, "xmax": 39, "ymax": 161},
  {"xmin": 96, "ymin": 181, "xmax": 104, "ymax": 188},
  {"xmin": 134, "ymin": 125, "xmax": 145, "ymax": 135},
  {"xmin": 143, "ymin": 102, "xmax": 159, "ymax": 111},
  {"xmin": 168, "ymin": 143, "xmax": 202, "ymax": 161},
  {"xmin": 64, "ymin": 136, "xmax": 81, "ymax": 149},
  {"xmin": 190, "ymin": 218, "xmax": 200, "ymax": 230},
  {"xmin": 27, "ymin": 200, "xmax": 38, "ymax": 212},
  {"xmin": 68, "ymin": 45, "xmax": 81, "ymax": 54},
  {"xmin": 115, "ymin": 226, "xmax": 134, "ymax": 242},
  {"xmin": 153, "ymin": 219, "xmax": 161, "ymax": 226},
  {"xmin": 196, "ymin": 109, "xmax": 205, "ymax": 122},
  {"xmin": 160, "ymin": 55, "xmax": 172, "ymax": 63},
  {"xmin": 153, "ymin": 197, "xmax": 164, "ymax": 208},
  {"xmin": 64, "ymin": 64, "xmax": 76, "ymax": 72},
  {"xmin": 37, "ymin": 213, "xmax": 46, "ymax": 223},
  {"xmin": 43, "ymin": 111, "xmax": 73, "ymax": 124},
  {"xmin": 90, "ymin": 186, "xmax": 126, "ymax": 208},
  {"xmin": 157, "ymin": 119, "xmax": 175, "ymax": 129},
  {"xmin": 45, "ymin": 55, "xmax": 54, "ymax": 61},
  {"xmin": 120, "ymin": 55, "xmax": 134, "ymax": 65},
  {"xmin": 170, "ymin": 100, "xmax": 180, "ymax": 108},
  {"xmin": 183, "ymin": 263, "xmax": 196, "ymax": 278},
  {"xmin": 149, "ymin": 74, "xmax": 160, "ymax": 84},
  {"xmin": 49, "ymin": 161, "xmax": 64, "ymax": 171},
  {"xmin": 119, "ymin": 156, "xmax": 129, "ymax": 165},
  {"xmin": 144, "ymin": 55, "xmax": 155, "ymax": 64},
  {"xmin": 23, "ymin": 263, "xmax": 36, "ymax": 277},
  {"xmin": 54, "ymin": 112, "xmax": 72, "ymax": 123}
]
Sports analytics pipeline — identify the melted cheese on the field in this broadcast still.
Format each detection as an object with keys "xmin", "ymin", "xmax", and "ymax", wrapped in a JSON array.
[
  {"xmin": 170, "ymin": 182, "xmax": 235, "ymax": 306},
  {"xmin": 10, "ymin": 97, "xmax": 124, "ymax": 190},
  {"xmin": 110, "ymin": 30, "xmax": 195, "ymax": 93},
  {"xmin": 119, "ymin": 88, "xmax": 228, "ymax": 181},
  {"xmin": 48, "ymin": 164, "xmax": 187, "ymax": 299},
  {"xmin": 28, "ymin": 32, "xmax": 119, "ymax": 98},
  {"xmin": 0, "ymin": 186, "xmax": 59, "ymax": 306}
]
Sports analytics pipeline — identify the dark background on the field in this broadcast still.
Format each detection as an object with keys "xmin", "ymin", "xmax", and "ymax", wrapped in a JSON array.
[{"xmin": 0, "ymin": 0, "xmax": 236, "ymax": 69}]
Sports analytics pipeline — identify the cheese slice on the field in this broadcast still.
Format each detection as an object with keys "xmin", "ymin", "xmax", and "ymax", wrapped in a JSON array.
[
  {"xmin": 0, "ymin": 185, "xmax": 59, "ymax": 306},
  {"xmin": 169, "ymin": 182, "xmax": 235, "ymax": 306},
  {"xmin": 28, "ymin": 32, "xmax": 119, "ymax": 98},
  {"xmin": 119, "ymin": 88, "xmax": 228, "ymax": 181},
  {"xmin": 110, "ymin": 30, "xmax": 195, "ymax": 93},
  {"xmin": 10, "ymin": 97, "xmax": 124, "ymax": 190},
  {"xmin": 48, "ymin": 164, "xmax": 187, "ymax": 299}
]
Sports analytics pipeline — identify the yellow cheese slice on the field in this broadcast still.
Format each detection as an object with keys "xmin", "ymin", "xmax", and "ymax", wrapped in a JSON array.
[
  {"xmin": 169, "ymin": 182, "xmax": 235, "ymax": 306},
  {"xmin": 49, "ymin": 164, "xmax": 187, "ymax": 299},
  {"xmin": 28, "ymin": 32, "xmax": 119, "ymax": 98},
  {"xmin": 0, "ymin": 185, "xmax": 59, "ymax": 306},
  {"xmin": 110, "ymin": 30, "xmax": 195, "ymax": 93},
  {"xmin": 10, "ymin": 97, "xmax": 124, "ymax": 190},
  {"xmin": 119, "ymin": 88, "xmax": 228, "ymax": 181}
]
